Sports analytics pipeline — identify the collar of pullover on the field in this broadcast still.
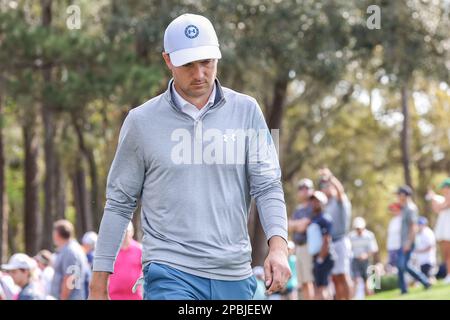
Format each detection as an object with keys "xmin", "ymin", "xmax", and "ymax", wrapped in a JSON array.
[{"xmin": 164, "ymin": 78, "xmax": 226, "ymax": 116}]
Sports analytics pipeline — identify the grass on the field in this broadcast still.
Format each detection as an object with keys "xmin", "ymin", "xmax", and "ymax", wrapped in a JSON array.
[{"xmin": 367, "ymin": 280, "xmax": 450, "ymax": 300}]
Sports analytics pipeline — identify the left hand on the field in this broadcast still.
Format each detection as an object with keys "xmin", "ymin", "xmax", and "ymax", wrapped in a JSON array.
[{"xmin": 264, "ymin": 237, "xmax": 291, "ymax": 295}]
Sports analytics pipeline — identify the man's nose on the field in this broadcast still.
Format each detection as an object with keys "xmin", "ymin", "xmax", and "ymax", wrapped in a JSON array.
[{"xmin": 192, "ymin": 63, "xmax": 205, "ymax": 80}]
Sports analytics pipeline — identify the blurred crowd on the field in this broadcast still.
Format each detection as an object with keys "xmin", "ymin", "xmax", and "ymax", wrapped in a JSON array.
[
  {"xmin": 0, "ymin": 220, "xmax": 142, "ymax": 300},
  {"xmin": 252, "ymin": 171, "xmax": 450, "ymax": 300}
]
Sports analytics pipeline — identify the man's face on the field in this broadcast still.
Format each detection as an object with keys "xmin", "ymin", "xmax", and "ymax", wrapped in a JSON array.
[
  {"xmin": 297, "ymin": 186, "xmax": 312, "ymax": 202},
  {"xmin": 8, "ymin": 269, "xmax": 28, "ymax": 287},
  {"xmin": 52, "ymin": 230, "xmax": 63, "ymax": 247},
  {"xmin": 162, "ymin": 53, "xmax": 217, "ymax": 99},
  {"xmin": 397, "ymin": 193, "xmax": 407, "ymax": 205},
  {"xmin": 311, "ymin": 198, "xmax": 322, "ymax": 213}
]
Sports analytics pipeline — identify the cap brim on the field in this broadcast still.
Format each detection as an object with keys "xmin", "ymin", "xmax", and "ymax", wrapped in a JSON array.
[
  {"xmin": 169, "ymin": 45, "xmax": 221, "ymax": 67},
  {"xmin": 1, "ymin": 264, "xmax": 16, "ymax": 270}
]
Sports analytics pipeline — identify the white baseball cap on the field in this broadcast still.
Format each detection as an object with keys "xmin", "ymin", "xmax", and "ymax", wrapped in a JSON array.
[
  {"xmin": 310, "ymin": 190, "xmax": 328, "ymax": 206},
  {"xmin": 297, "ymin": 178, "xmax": 314, "ymax": 189},
  {"xmin": 164, "ymin": 13, "xmax": 222, "ymax": 67},
  {"xmin": 1, "ymin": 253, "xmax": 37, "ymax": 271},
  {"xmin": 81, "ymin": 231, "xmax": 98, "ymax": 247},
  {"xmin": 353, "ymin": 217, "xmax": 366, "ymax": 229}
]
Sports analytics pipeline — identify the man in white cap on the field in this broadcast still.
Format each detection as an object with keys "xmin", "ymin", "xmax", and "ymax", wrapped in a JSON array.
[
  {"xmin": 348, "ymin": 217, "xmax": 378, "ymax": 297},
  {"xmin": 288, "ymin": 178, "xmax": 315, "ymax": 299},
  {"xmin": 307, "ymin": 190, "xmax": 334, "ymax": 300},
  {"xmin": 1, "ymin": 253, "xmax": 43, "ymax": 300},
  {"xmin": 81, "ymin": 231, "xmax": 98, "ymax": 268},
  {"xmin": 90, "ymin": 13, "xmax": 290, "ymax": 300}
]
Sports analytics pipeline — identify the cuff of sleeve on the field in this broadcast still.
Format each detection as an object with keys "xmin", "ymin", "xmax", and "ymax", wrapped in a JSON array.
[
  {"xmin": 92, "ymin": 258, "xmax": 115, "ymax": 274},
  {"xmin": 266, "ymin": 227, "xmax": 288, "ymax": 244}
]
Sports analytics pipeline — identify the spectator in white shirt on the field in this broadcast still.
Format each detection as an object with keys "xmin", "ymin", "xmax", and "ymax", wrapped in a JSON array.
[
  {"xmin": 386, "ymin": 202, "xmax": 402, "ymax": 271},
  {"xmin": 414, "ymin": 216, "xmax": 436, "ymax": 281},
  {"xmin": 349, "ymin": 217, "xmax": 379, "ymax": 297}
]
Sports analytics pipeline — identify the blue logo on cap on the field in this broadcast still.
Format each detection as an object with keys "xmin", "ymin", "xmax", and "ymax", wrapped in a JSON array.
[{"xmin": 185, "ymin": 25, "xmax": 199, "ymax": 39}]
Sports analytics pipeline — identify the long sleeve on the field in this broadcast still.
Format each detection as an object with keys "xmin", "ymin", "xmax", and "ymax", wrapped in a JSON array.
[
  {"xmin": 247, "ymin": 100, "xmax": 288, "ymax": 243},
  {"xmin": 93, "ymin": 111, "xmax": 146, "ymax": 273}
]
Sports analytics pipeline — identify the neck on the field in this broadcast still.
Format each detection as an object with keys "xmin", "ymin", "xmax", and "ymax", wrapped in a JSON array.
[
  {"xmin": 173, "ymin": 82, "xmax": 214, "ymax": 110},
  {"xmin": 58, "ymin": 239, "xmax": 70, "ymax": 249}
]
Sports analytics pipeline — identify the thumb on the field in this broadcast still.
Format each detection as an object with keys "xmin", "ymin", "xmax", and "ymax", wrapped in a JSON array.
[{"xmin": 264, "ymin": 262, "xmax": 272, "ymax": 288}]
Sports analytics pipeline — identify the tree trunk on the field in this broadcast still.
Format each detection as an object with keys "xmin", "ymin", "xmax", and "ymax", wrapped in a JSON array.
[
  {"xmin": 7, "ymin": 224, "xmax": 17, "ymax": 256},
  {"xmin": 72, "ymin": 114, "xmax": 100, "ymax": 229},
  {"xmin": 248, "ymin": 201, "xmax": 269, "ymax": 267},
  {"xmin": 267, "ymin": 77, "xmax": 289, "ymax": 131},
  {"xmin": 0, "ymin": 74, "xmax": 7, "ymax": 264},
  {"xmin": 401, "ymin": 85, "xmax": 413, "ymax": 188},
  {"xmin": 54, "ymin": 154, "xmax": 66, "ymax": 220},
  {"xmin": 40, "ymin": 0, "xmax": 57, "ymax": 250},
  {"xmin": 86, "ymin": 149, "xmax": 101, "ymax": 229},
  {"xmin": 23, "ymin": 116, "xmax": 41, "ymax": 256},
  {"xmin": 72, "ymin": 158, "xmax": 93, "ymax": 239}
]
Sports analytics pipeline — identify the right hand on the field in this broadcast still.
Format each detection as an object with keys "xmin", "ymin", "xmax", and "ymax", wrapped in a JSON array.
[{"xmin": 88, "ymin": 272, "xmax": 111, "ymax": 300}]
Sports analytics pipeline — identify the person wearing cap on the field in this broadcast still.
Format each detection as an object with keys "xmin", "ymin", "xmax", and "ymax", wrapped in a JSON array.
[
  {"xmin": 81, "ymin": 231, "xmax": 97, "ymax": 298},
  {"xmin": 51, "ymin": 219, "xmax": 90, "ymax": 300},
  {"xmin": 0, "ymin": 270, "xmax": 19, "ymax": 300},
  {"xmin": 81, "ymin": 231, "xmax": 98, "ymax": 268},
  {"xmin": 396, "ymin": 186, "xmax": 431, "ymax": 294},
  {"xmin": 318, "ymin": 168, "xmax": 352, "ymax": 300},
  {"xmin": 34, "ymin": 249, "xmax": 54, "ymax": 297},
  {"xmin": 288, "ymin": 178, "xmax": 315, "ymax": 299},
  {"xmin": 90, "ymin": 13, "xmax": 290, "ymax": 300},
  {"xmin": 386, "ymin": 202, "xmax": 402, "ymax": 271},
  {"xmin": 413, "ymin": 217, "xmax": 436, "ymax": 282},
  {"xmin": 1, "ymin": 253, "xmax": 43, "ymax": 300},
  {"xmin": 348, "ymin": 217, "xmax": 378, "ymax": 297},
  {"xmin": 306, "ymin": 190, "xmax": 334, "ymax": 300},
  {"xmin": 427, "ymin": 177, "xmax": 450, "ymax": 284}
]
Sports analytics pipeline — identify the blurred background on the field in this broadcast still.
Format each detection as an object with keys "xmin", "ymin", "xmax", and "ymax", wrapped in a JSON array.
[{"xmin": 0, "ymin": 0, "xmax": 449, "ymax": 270}]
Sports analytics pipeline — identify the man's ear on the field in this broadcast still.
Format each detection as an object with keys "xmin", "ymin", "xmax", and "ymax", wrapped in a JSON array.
[{"xmin": 162, "ymin": 52, "xmax": 172, "ymax": 69}]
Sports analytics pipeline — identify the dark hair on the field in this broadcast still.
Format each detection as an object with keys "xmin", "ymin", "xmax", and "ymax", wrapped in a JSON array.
[
  {"xmin": 397, "ymin": 185, "xmax": 413, "ymax": 196},
  {"xmin": 53, "ymin": 220, "xmax": 74, "ymax": 240}
]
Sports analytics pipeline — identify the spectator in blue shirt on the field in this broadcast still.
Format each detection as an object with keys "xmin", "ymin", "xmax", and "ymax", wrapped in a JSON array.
[
  {"xmin": 307, "ymin": 191, "xmax": 334, "ymax": 300},
  {"xmin": 288, "ymin": 178, "xmax": 314, "ymax": 299}
]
